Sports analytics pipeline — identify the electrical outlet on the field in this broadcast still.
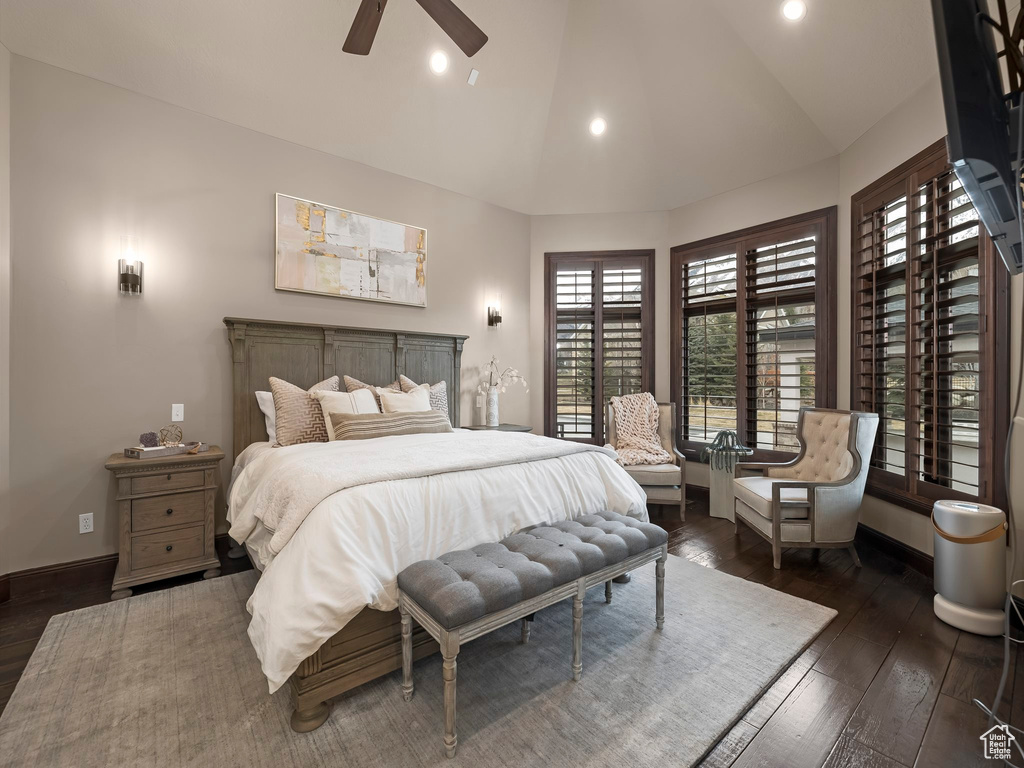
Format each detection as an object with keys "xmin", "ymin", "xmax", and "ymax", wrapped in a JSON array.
[
  {"xmin": 171, "ymin": 403, "xmax": 184, "ymax": 422},
  {"xmin": 79, "ymin": 513, "xmax": 94, "ymax": 534},
  {"xmin": 475, "ymin": 394, "xmax": 484, "ymax": 409}
]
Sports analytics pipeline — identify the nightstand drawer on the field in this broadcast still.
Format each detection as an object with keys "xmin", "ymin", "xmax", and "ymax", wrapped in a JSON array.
[
  {"xmin": 132, "ymin": 470, "xmax": 204, "ymax": 495},
  {"xmin": 132, "ymin": 525, "xmax": 205, "ymax": 571},
  {"xmin": 131, "ymin": 491, "xmax": 205, "ymax": 532}
]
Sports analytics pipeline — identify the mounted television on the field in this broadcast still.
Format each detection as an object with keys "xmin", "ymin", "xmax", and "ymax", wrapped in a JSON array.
[{"xmin": 931, "ymin": 0, "xmax": 1023, "ymax": 274}]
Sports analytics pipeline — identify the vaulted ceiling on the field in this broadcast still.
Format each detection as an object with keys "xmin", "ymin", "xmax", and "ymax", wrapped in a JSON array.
[{"xmin": 0, "ymin": 0, "xmax": 938, "ymax": 214}]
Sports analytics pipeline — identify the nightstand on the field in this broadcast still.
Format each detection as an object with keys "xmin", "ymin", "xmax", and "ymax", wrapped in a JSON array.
[
  {"xmin": 463, "ymin": 424, "xmax": 532, "ymax": 433},
  {"xmin": 104, "ymin": 446, "xmax": 225, "ymax": 600}
]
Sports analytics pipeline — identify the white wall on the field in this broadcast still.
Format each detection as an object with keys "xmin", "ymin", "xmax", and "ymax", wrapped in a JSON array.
[
  {"xmin": 0, "ymin": 43, "xmax": 11, "ymax": 581},
  {"xmin": 7, "ymin": 57, "xmax": 534, "ymax": 573}
]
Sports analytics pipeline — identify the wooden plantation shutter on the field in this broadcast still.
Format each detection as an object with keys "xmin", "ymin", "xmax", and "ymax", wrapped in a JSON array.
[
  {"xmin": 744, "ymin": 231, "xmax": 818, "ymax": 452},
  {"xmin": 553, "ymin": 264, "xmax": 596, "ymax": 440},
  {"xmin": 544, "ymin": 251, "xmax": 654, "ymax": 443},
  {"xmin": 851, "ymin": 139, "xmax": 1008, "ymax": 511},
  {"xmin": 671, "ymin": 207, "xmax": 837, "ymax": 460},
  {"xmin": 679, "ymin": 252, "xmax": 738, "ymax": 443}
]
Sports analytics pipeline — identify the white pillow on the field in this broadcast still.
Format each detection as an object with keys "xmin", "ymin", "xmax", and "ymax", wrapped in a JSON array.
[
  {"xmin": 379, "ymin": 386, "xmax": 431, "ymax": 414},
  {"xmin": 312, "ymin": 389, "xmax": 381, "ymax": 440},
  {"xmin": 255, "ymin": 391, "xmax": 277, "ymax": 443}
]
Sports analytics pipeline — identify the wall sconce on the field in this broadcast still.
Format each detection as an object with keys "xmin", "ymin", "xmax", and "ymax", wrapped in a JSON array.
[
  {"xmin": 118, "ymin": 236, "xmax": 143, "ymax": 296},
  {"xmin": 487, "ymin": 306, "xmax": 502, "ymax": 327}
]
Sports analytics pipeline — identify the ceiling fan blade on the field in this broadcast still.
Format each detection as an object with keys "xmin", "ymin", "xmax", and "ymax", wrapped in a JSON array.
[
  {"xmin": 343, "ymin": 0, "xmax": 389, "ymax": 55},
  {"xmin": 413, "ymin": 0, "xmax": 488, "ymax": 57}
]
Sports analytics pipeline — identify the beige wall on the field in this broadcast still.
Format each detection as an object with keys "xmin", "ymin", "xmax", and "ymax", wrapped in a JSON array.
[
  {"xmin": 7, "ymin": 57, "xmax": 533, "ymax": 573},
  {"xmin": 0, "ymin": 44, "xmax": 11, "ymax": 580}
]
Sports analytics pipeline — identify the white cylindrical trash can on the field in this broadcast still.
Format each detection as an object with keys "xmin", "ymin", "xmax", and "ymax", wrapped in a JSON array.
[{"xmin": 932, "ymin": 500, "xmax": 1007, "ymax": 636}]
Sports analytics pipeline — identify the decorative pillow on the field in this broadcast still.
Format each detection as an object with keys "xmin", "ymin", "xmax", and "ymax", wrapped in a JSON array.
[
  {"xmin": 268, "ymin": 376, "xmax": 339, "ymax": 446},
  {"xmin": 399, "ymin": 375, "xmax": 450, "ymax": 423},
  {"xmin": 255, "ymin": 391, "xmax": 277, "ymax": 443},
  {"xmin": 331, "ymin": 411, "xmax": 453, "ymax": 441},
  {"xmin": 344, "ymin": 375, "xmax": 400, "ymax": 408},
  {"xmin": 380, "ymin": 387, "xmax": 431, "ymax": 413},
  {"xmin": 311, "ymin": 389, "xmax": 380, "ymax": 440}
]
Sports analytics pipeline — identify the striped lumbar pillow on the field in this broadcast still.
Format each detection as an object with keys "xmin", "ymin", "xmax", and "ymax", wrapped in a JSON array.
[
  {"xmin": 269, "ymin": 375, "xmax": 339, "ymax": 446},
  {"xmin": 399, "ymin": 375, "xmax": 450, "ymax": 423},
  {"xmin": 330, "ymin": 410, "xmax": 453, "ymax": 441}
]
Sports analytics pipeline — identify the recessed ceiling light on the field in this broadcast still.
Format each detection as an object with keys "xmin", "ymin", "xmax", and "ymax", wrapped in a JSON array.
[
  {"xmin": 589, "ymin": 117, "xmax": 607, "ymax": 136},
  {"xmin": 781, "ymin": 1, "xmax": 807, "ymax": 21},
  {"xmin": 429, "ymin": 50, "xmax": 449, "ymax": 75}
]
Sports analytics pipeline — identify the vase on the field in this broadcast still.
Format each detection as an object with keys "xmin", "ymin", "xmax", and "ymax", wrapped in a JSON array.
[{"xmin": 486, "ymin": 385, "xmax": 499, "ymax": 427}]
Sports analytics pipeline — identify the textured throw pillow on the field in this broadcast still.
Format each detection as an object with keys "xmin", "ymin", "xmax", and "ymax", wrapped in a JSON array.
[
  {"xmin": 399, "ymin": 375, "xmax": 450, "ymax": 423},
  {"xmin": 255, "ymin": 390, "xmax": 277, "ymax": 443},
  {"xmin": 343, "ymin": 375, "xmax": 400, "ymax": 408},
  {"xmin": 269, "ymin": 375, "xmax": 339, "ymax": 446},
  {"xmin": 380, "ymin": 387, "xmax": 431, "ymax": 413},
  {"xmin": 311, "ymin": 389, "xmax": 380, "ymax": 440},
  {"xmin": 331, "ymin": 410, "xmax": 453, "ymax": 441}
]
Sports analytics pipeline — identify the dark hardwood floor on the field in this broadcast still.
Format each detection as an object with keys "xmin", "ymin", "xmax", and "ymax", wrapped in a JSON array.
[{"xmin": 0, "ymin": 496, "xmax": 1010, "ymax": 767}]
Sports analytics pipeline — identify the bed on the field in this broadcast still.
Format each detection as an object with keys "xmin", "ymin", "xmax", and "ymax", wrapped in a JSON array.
[{"xmin": 223, "ymin": 317, "xmax": 648, "ymax": 732}]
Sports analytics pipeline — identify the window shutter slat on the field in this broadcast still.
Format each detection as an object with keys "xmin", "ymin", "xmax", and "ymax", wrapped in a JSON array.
[{"xmin": 554, "ymin": 267, "xmax": 596, "ymax": 440}]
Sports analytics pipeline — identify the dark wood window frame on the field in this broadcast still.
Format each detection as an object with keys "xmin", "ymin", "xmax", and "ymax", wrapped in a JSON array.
[
  {"xmin": 670, "ymin": 207, "xmax": 838, "ymax": 463},
  {"xmin": 851, "ymin": 138, "xmax": 1010, "ymax": 515},
  {"xmin": 543, "ymin": 249, "xmax": 655, "ymax": 444}
]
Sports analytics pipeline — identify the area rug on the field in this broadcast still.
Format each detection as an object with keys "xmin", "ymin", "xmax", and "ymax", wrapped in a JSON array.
[{"xmin": 0, "ymin": 555, "xmax": 835, "ymax": 767}]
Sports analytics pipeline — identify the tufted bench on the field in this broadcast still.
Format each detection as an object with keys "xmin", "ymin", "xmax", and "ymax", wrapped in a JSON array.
[{"xmin": 396, "ymin": 511, "xmax": 669, "ymax": 758}]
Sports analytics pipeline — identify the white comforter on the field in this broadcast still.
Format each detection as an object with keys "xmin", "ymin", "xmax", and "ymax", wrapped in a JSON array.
[{"xmin": 227, "ymin": 431, "xmax": 648, "ymax": 692}]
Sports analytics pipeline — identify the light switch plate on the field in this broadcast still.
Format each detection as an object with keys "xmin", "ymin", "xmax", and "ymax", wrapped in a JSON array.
[
  {"xmin": 171, "ymin": 404, "xmax": 184, "ymax": 422},
  {"xmin": 475, "ymin": 395, "xmax": 484, "ymax": 409},
  {"xmin": 79, "ymin": 513, "xmax": 94, "ymax": 534}
]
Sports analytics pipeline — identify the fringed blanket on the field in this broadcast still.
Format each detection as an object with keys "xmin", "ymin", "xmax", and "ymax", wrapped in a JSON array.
[{"xmin": 608, "ymin": 393, "xmax": 673, "ymax": 466}]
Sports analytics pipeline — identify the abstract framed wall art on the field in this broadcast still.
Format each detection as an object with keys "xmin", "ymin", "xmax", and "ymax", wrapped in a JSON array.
[{"xmin": 275, "ymin": 193, "xmax": 427, "ymax": 307}]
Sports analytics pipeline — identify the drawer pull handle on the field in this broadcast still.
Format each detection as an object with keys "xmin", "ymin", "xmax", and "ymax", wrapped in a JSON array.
[
  {"xmin": 165, "ymin": 545, "xmax": 173, "ymax": 552},
  {"xmin": 167, "ymin": 474, "xmax": 172, "ymax": 480},
  {"xmin": 166, "ymin": 508, "xmax": 173, "ymax": 515}
]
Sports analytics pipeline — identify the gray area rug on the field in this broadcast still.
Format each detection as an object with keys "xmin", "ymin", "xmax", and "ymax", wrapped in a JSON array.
[{"xmin": 0, "ymin": 555, "xmax": 835, "ymax": 767}]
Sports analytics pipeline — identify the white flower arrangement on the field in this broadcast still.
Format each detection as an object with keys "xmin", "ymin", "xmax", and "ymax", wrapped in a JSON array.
[{"xmin": 477, "ymin": 355, "xmax": 529, "ymax": 395}]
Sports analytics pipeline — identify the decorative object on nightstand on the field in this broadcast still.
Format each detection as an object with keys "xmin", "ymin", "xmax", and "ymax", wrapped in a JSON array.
[
  {"xmin": 700, "ymin": 430, "xmax": 752, "ymax": 522},
  {"xmin": 104, "ymin": 446, "xmax": 225, "ymax": 600},
  {"xmin": 477, "ymin": 355, "xmax": 528, "ymax": 427},
  {"xmin": 463, "ymin": 424, "xmax": 532, "ymax": 433}
]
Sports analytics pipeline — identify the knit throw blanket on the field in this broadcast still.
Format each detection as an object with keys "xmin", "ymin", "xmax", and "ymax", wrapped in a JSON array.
[{"xmin": 607, "ymin": 393, "xmax": 673, "ymax": 466}]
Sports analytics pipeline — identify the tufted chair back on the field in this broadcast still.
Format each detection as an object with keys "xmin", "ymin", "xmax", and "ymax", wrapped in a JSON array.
[
  {"xmin": 606, "ymin": 401, "xmax": 678, "ymax": 464},
  {"xmin": 767, "ymin": 410, "xmax": 854, "ymax": 482}
]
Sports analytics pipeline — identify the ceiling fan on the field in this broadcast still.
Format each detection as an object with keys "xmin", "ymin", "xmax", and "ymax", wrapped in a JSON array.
[{"xmin": 343, "ymin": 0, "xmax": 488, "ymax": 58}]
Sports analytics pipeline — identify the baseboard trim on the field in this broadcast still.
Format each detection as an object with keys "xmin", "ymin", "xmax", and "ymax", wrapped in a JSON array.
[
  {"xmin": 0, "ymin": 534, "xmax": 233, "ymax": 603},
  {"xmin": 856, "ymin": 523, "xmax": 933, "ymax": 578}
]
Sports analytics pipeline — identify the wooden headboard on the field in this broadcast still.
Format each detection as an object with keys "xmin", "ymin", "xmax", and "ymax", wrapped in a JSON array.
[{"xmin": 224, "ymin": 317, "xmax": 467, "ymax": 460}]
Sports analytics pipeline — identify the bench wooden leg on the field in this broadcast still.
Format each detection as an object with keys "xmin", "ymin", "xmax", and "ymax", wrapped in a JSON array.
[
  {"xmin": 521, "ymin": 616, "xmax": 532, "ymax": 644},
  {"xmin": 605, "ymin": 580, "xmax": 612, "ymax": 603},
  {"xmin": 441, "ymin": 630, "xmax": 460, "ymax": 759},
  {"xmin": 572, "ymin": 582, "xmax": 584, "ymax": 681},
  {"xmin": 656, "ymin": 548, "xmax": 666, "ymax": 630},
  {"xmin": 400, "ymin": 602, "xmax": 414, "ymax": 701}
]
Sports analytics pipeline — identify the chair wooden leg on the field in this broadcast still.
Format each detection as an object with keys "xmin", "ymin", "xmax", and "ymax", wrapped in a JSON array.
[
  {"xmin": 400, "ymin": 604, "xmax": 414, "ymax": 701},
  {"xmin": 772, "ymin": 542, "xmax": 782, "ymax": 570},
  {"xmin": 848, "ymin": 543, "xmax": 862, "ymax": 568},
  {"xmin": 679, "ymin": 494, "xmax": 686, "ymax": 522}
]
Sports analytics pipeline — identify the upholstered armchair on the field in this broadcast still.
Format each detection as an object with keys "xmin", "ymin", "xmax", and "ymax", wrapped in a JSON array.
[
  {"xmin": 732, "ymin": 408, "xmax": 879, "ymax": 570},
  {"xmin": 606, "ymin": 402, "xmax": 686, "ymax": 520}
]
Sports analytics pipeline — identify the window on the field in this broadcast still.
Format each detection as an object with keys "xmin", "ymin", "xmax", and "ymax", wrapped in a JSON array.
[
  {"xmin": 544, "ymin": 250, "xmax": 654, "ymax": 443},
  {"xmin": 671, "ymin": 208, "xmax": 837, "ymax": 459},
  {"xmin": 852, "ymin": 139, "xmax": 1009, "ymax": 512}
]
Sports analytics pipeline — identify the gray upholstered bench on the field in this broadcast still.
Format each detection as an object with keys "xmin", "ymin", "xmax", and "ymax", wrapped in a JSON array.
[{"xmin": 397, "ymin": 511, "xmax": 669, "ymax": 758}]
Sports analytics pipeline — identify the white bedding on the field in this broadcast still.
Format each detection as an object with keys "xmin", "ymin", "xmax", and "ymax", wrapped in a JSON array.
[{"xmin": 227, "ymin": 431, "xmax": 647, "ymax": 692}]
